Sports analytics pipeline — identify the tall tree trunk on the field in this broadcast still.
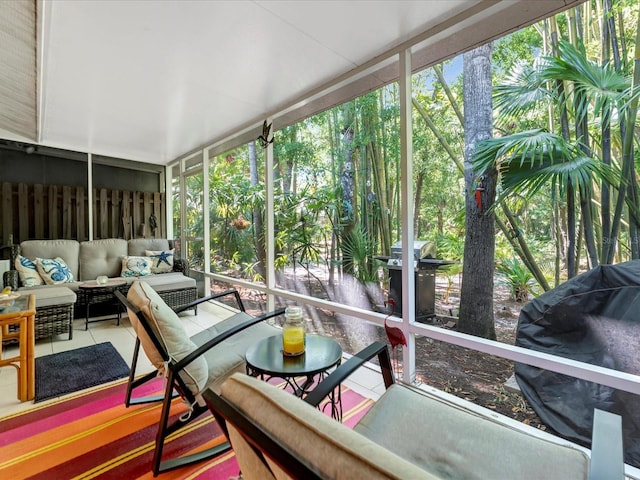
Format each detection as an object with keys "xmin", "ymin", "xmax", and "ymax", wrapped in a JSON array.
[
  {"xmin": 248, "ymin": 140, "xmax": 266, "ymax": 279},
  {"xmin": 414, "ymin": 171, "xmax": 425, "ymax": 238},
  {"xmin": 608, "ymin": 17, "xmax": 640, "ymax": 262},
  {"xmin": 550, "ymin": 18, "xmax": 577, "ymax": 277},
  {"xmin": 567, "ymin": 181, "xmax": 577, "ymax": 277},
  {"xmin": 553, "ymin": 189, "xmax": 562, "ymax": 286},
  {"xmin": 377, "ymin": 90, "xmax": 393, "ymax": 254},
  {"xmin": 363, "ymin": 92, "xmax": 391, "ymax": 255},
  {"xmin": 458, "ymin": 43, "xmax": 496, "ymax": 340},
  {"xmin": 327, "ymin": 110, "xmax": 338, "ymax": 283},
  {"xmin": 341, "ymin": 105, "xmax": 356, "ymax": 275},
  {"xmin": 415, "ymin": 77, "xmax": 546, "ymax": 290},
  {"xmin": 574, "ymin": 85, "xmax": 599, "ymax": 268},
  {"xmin": 624, "ymin": 20, "xmax": 640, "ymax": 259},
  {"xmin": 599, "ymin": 0, "xmax": 612, "ymax": 262}
]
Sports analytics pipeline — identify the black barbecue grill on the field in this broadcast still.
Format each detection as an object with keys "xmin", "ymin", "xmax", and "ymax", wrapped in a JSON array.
[{"xmin": 384, "ymin": 240, "xmax": 454, "ymax": 323}]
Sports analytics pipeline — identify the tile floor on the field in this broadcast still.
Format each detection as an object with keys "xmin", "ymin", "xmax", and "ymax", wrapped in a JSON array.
[{"xmin": 0, "ymin": 300, "xmax": 386, "ymax": 418}]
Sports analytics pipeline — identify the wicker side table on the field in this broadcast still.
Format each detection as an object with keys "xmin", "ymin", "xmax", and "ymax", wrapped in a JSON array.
[{"xmin": 79, "ymin": 279, "xmax": 128, "ymax": 330}]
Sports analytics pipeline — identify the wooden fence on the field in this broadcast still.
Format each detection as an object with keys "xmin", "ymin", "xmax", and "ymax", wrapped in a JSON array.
[{"xmin": 0, "ymin": 182, "xmax": 166, "ymax": 245}]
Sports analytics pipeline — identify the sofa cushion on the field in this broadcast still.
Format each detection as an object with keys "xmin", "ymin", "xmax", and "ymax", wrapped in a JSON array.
[
  {"xmin": 128, "ymin": 238, "xmax": 171, "ymax": 256},
  {"xmin": 141, "ymin": 271, "xmax": 195, "ymax": 292},
  {"xmin": 20, "ymin": 240, "xmax": 79, "ymax": 281},
  {"xmin": 219, "ymin": 373, "xmax": 432, "ymax": 480},
  {"xmin": 121, "ymin": 256, "xmax": 153, "ymax": 277},
  {"xmin": 79, "ymin": 239, "xmax": 128, "ymax": 281},
  {"xmin": 146, "ymin": 249, "xmax": 174, "ymax": 274},
  {"xmin": 15, "ymin": 255, "xmax": 45, "ymax": 287},
  {"xmin": 17, "ymin": 280, "xmax": 84, "ymax": 293},
  {"xmin": 126, "ymin": 281, "xmax": 207, "ymax": 394},
  {"xmin": 35, "ymin": 257, "xmax": 74, "ymax": 284},
  {"xmin": 26, "ymin": 286, "xmax": 77, "ymax": 308}
]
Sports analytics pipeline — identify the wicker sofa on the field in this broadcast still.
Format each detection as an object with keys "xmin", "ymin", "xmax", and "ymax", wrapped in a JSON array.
[{"xmin": 3, "ymin": 238, "xmax": 197, "ymax": 339}]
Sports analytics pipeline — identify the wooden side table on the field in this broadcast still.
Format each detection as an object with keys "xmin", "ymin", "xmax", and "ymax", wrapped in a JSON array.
[{"xmin": 0, "ymin": 293, "xmax": 36, "ymax": 401}]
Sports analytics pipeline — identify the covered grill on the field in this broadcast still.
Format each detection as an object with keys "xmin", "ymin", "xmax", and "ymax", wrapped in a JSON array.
[{"xmin": 386, "ymin": 240, "xmax": 452, "ymax": 323}]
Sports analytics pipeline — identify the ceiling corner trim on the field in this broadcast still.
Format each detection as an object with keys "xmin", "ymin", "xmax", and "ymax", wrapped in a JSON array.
[{"xmin": 0, "ymin": 0, "xmax": 38, "ymax": 140}]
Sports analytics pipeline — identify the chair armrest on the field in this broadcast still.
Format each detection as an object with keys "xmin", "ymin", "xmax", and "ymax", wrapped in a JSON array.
[
  {"xmin": 174, "ymin": 289, "xmax": 245, "ymax": 313},
  {"xmin": 304, "ymin": 341, "xmax": 395, "ymax": 408},
  {"xmin": 589, "ymin": 408, "xmax": 624, "ymax": 480},
  {"xmin": 174, "ymin": 308, "xmax": 286, "ymax": 371}
]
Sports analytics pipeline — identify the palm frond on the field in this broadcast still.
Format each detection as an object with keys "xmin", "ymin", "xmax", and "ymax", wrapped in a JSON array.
[
  {"xmin": 494, "ymin": 60, "xmax": 551, "ymax": 119},
  {"xmin": 473, "ymin": 129, "xmax": 619, "ymax": 203},
  {"xmin": 540, "ymin": 41, "xmax": 629, "ymax": 119},
  {"xmin": 472, "ymin": 129, "xmax": 572, "ymax": 172}
]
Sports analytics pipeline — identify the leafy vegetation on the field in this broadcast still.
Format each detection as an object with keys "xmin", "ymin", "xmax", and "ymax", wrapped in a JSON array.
[
  {"xmin": 496, "ymin": 257, "xmax": 538, "ymax": 302},
  {"xmin": 174, "ymin": 1, "xmax": 640, "ymax": 328}
]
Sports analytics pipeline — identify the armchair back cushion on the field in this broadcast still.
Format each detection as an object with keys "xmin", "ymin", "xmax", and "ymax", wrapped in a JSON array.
[
  {"xmin": 126, "ymin": 280, "xmax": 208, "ymax": 394},
  {"xmin": 35, "ymin": 257, "xmax": 74, "ymax": 284},
  {"xmin": 79, "ymin": 239, "xmax": 127, "ymax": 281},
  {"xmin": 20, "ymin": 239, "xmax": 80, "ymax": 281},
  {"xmin": 128, "ymin": 238, "xmax": 171, "ymax": 257},
  {"xmin": 14, "ymin": 255, "xmax": 45, "ymax": 286},
  {"xmin": 219, "ymin": 373, "xmax": 435, "ymax": 480},
  {"xmin": 146, "ymin": 249, "xmax": 175, "ymax": 273}
]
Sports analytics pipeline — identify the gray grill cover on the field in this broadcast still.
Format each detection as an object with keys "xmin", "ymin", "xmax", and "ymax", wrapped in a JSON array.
[{"xmin": 515, "ymin": 260, "xmax": 640, "ymax": 468}]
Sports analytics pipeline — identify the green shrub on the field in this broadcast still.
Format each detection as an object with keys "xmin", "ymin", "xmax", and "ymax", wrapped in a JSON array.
[{"xmin": 496, "ymin": 257, "xmax": 537, "ymax": 302}]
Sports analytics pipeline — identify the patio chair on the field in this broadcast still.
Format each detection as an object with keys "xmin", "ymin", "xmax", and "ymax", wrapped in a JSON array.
[
  {"xmin": 203, "ymin": 342, "xmax": 624, "ymax": 480},
  {"xmin": 115, "ymin": 280, "xmax": 284, "ymax": 476}
]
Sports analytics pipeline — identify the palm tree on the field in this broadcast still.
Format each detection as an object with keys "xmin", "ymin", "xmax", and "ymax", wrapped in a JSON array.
[
  {"xmin": 458, "ymin": 43, "xmax": 497, "ymax": 340},
  {"xmin": 473, "ymin": 38, "xmax": 634, "ymax": 278}
]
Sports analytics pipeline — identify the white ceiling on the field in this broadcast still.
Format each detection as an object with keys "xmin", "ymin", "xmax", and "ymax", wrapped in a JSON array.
[{"xmin": 0, "ymin": 0, "xmax": 583, "ymax": 165}]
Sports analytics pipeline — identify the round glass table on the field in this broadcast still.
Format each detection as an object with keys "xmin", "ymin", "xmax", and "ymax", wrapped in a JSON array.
[{"xmin": 245, "ymin": 334, "xmax": 343, "ymax": 419}]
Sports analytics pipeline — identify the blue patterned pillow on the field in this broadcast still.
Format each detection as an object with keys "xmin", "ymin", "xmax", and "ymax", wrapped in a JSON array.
[
  {"xmin": 121, "ymin": 256, "xmax": 152, "ymax": 277},
  {"xmin": 35, "ymin": 257, "xmax": 74, "ymax": 285},
  {"xmin": 145, "ymin": 249, "xmax": 174, "ymax": 274},
  {"xmin": 14, "ymin": 255, "xmax": 45, "ymax": 287}
]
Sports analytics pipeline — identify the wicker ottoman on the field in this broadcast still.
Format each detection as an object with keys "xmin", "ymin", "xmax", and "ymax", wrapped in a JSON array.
[
  {"xmin": 143, "ymin": 273, "xmax": 198, "ymax": 312},
  {"xmin": 32, "ymin": 287, "xmax": 77, "ymax": 340}
]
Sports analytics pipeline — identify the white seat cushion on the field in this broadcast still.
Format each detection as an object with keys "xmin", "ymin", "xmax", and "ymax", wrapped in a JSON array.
[
  {"xmin": 191, "ymin": 314, "xmax": 279, "ymax": 394},
  {"xmin": 20, "ymin": 286, "xmax": 77, "ymax": 308},
  {"xmin": 220, "ymin": 373, "xmax": 434, "ymax": 480},
  {"xmin": 142, "ymin": 272, "xmax": 195, "ymax": 292},
  {"xmin": 354, "ymin": 385, "xmax": 589, "ymax": 480}
]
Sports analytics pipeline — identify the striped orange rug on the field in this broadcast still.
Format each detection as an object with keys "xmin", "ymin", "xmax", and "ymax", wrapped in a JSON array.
[{"xmin": 0, "ymin": 377, "xmax": 374, "ymax": 479}]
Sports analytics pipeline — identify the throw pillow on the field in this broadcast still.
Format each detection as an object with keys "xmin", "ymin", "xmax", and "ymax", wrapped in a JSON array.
[
  {"xmin": 126, "ymin": 281, "xmax": 208, "ymax": 395},
  {"xmin": 121, "ymin": 256, "xmax": 152, "ymax": 277},
  {"xmin": 145, "ymin": 249, "xmax": 174, "ymax": 274},
  {"xmin": 15, "ymin": 255, "xmax": 45, "ymax": 287},
  {"xmin": 35, "ymin": 257, "xmax": 74, "ymax": 284}
]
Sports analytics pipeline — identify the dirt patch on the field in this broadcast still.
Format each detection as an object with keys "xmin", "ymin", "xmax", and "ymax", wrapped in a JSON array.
[{"xmin": 415, "ymin": 303, "xmax": 545, "ymax": 430}]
